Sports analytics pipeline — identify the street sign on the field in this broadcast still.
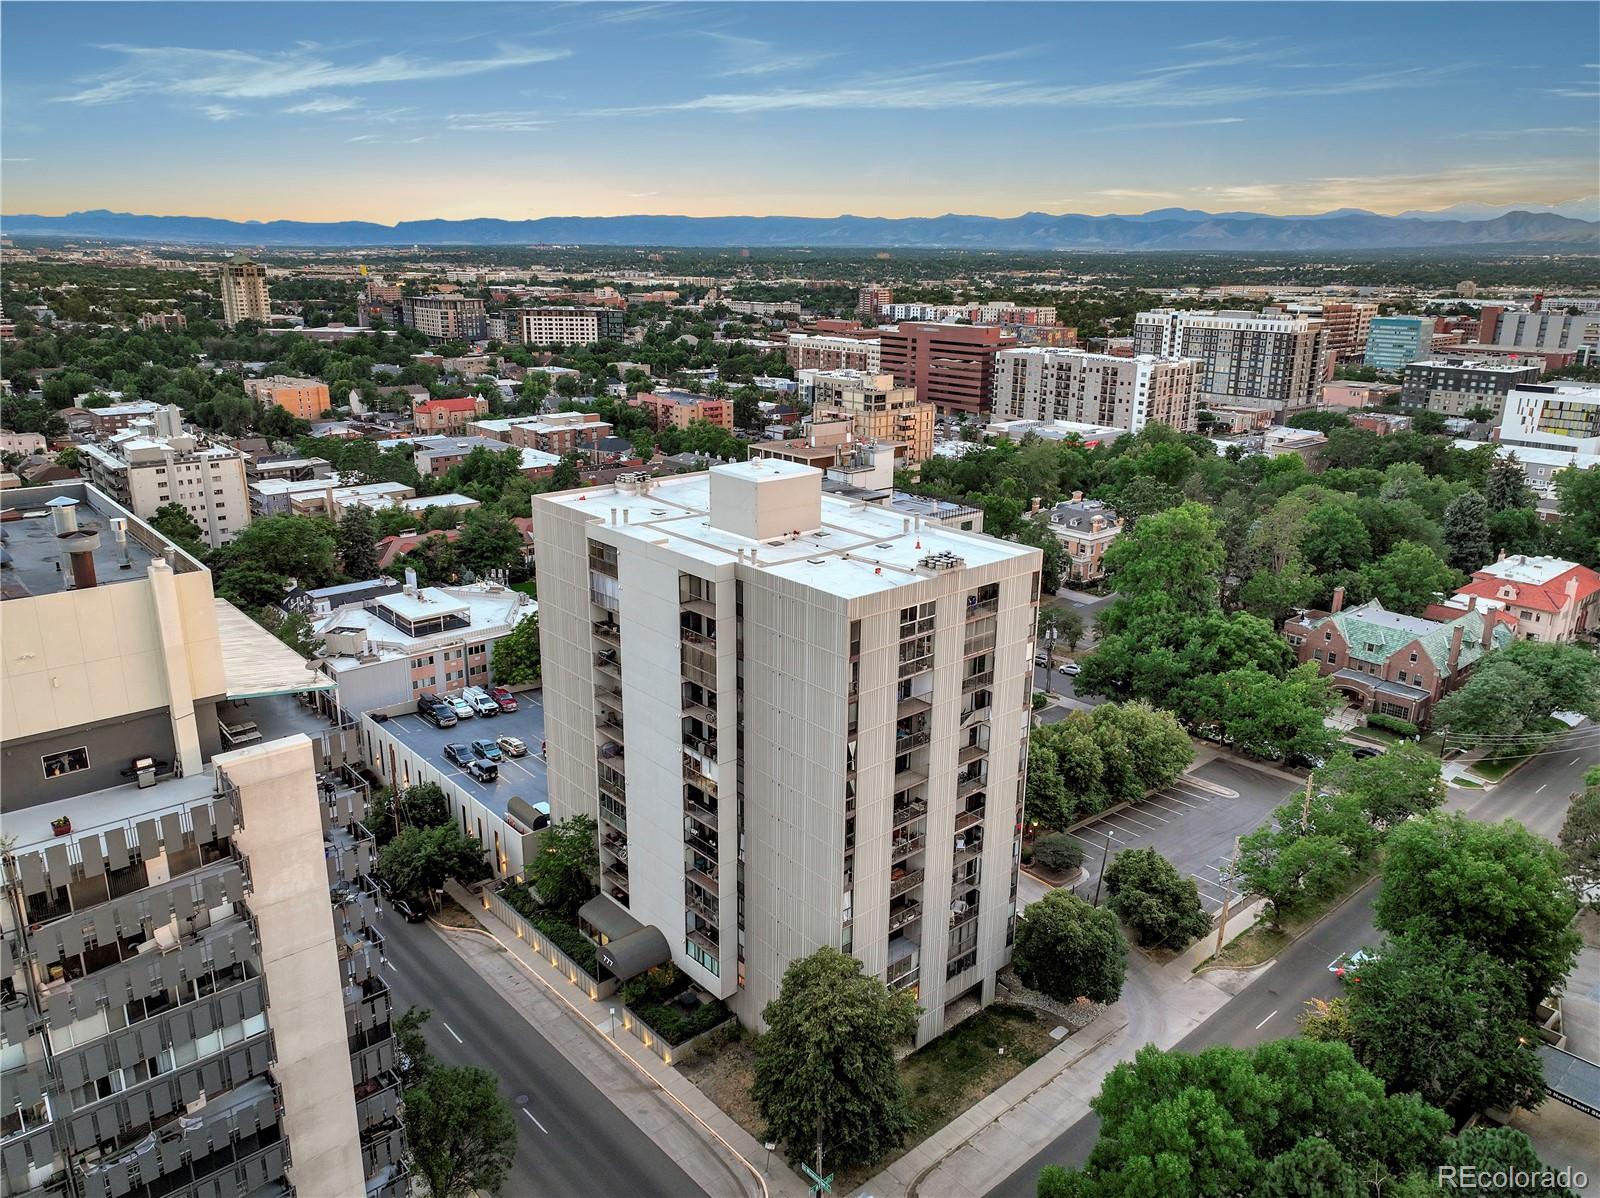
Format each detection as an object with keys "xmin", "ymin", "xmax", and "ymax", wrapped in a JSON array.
[{"xmin": 802, "ymin": 1163, "xmax": 834, "ymax": 1195}]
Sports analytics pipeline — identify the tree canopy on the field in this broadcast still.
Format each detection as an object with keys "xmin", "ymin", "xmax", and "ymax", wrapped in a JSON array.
[{"xmin": 1011, "ymin": 891, "xmax": 1127, "ymax": 1004}]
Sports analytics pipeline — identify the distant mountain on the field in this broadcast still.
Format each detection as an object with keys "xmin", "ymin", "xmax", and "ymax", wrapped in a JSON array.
[
  {"xmin": 1399, "ymin": 199, "xmax": 1600, "ymax": 222},
  {"xmin": 3, "ymin": 207, "xmax": 1596, "ymax": 251}
]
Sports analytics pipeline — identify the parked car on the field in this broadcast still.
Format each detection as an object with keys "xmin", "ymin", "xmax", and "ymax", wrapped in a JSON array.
[
  {"xmin": 465, "ymin": 758, "xmax": 498, "ymax": 784},
  {"xmin": 392, "ymin": 898, "xmax": 426, "ymax": 923},
  {"xmin": 1350, "ymin": 745, "xmax": 1384, "ymax": 759},
  {"xmin": 417, "ymin": 694, "xmax": 457, "ymax": 728},
  {"xmin": 443, "ymin": 743, "xmax": 474, "ymax": 768},
  {"xmin": 1287, "ymin": 750, "xmax": 1327, "ymax": 771},
  {"xmin": 1035, "ymin": 652, "xmax": 1050, "ymax": 667},
  {"xmin": 490, "ymin": 686, "xmax": 519, "ymax": 712},
  {"xmin": 445, "ymin": 695, "xmax": 475, "ymax": 720},
  {"xmin": 471, "ymin": 738, "xmax": 504, "ymax": 763},
  {"xmin": 1058, "ymin": 662, "xmax": 1081, "ymax": 676},
  {"xmin": 462, "ymin": 687, "xmax": 500, "ymax": 717},
  {"xmin": 497, "ymin": 735, "xmax": 528, "ymax": 758}
]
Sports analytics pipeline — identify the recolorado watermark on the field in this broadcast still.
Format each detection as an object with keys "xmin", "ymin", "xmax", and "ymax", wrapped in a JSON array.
[{"xmin": 1438, "ymin": 1166, "xmax": 1587, "ymax": 1190}]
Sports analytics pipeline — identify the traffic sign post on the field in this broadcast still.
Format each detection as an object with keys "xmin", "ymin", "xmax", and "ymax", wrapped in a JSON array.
[{"xmin": 802, "ymin": 1164, "xmax": 834, "ymax": 1195}]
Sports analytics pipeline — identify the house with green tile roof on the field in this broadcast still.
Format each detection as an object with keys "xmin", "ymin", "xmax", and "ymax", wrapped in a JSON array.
[{"xmin": 1282, "ymin": 589, "xmax": 1514, "ymax": 725}]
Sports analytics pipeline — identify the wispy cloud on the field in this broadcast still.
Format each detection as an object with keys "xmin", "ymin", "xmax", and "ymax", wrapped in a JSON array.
[
  {"xmin": 625, "ymin": 190, "xmax": 660, "ymax": 198},
  {"xmin": 1455, "ymin": 126, "xmax": 1596, "ymax": 139},
  {"xmin": 700, "ymin": 31, "xmax": 839, "ymax": 77},
  {"xmin": 347, "ymin": 134, "xmax": 434, "ymax": 145},
  {"xmin": 1102, "ymin": 116, "xmax": 1248, "ymax": 132},
  {"xmin": 200, "ymin": 104, "xmax": 239, "ymax": 121},
  {"xmin": 56, "ymin": 42, "xmax": 570, "ymax": 107},
  {"xmin": 3, "ymin": 157, "xmax": 34, "ymax": 163},
  {"xmin": 445, "ymin": 114, "xmax": 548, "ymax": 133},
  {"xmin": 281, "ymin": 95, "xmax": 362, "ymax": 115},
  {"xmin": 1542, "ymin": 87, "xmax": 1600, "ymax": 98}
]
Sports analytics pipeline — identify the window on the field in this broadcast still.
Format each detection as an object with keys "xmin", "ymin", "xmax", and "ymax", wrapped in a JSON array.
[
  {"xmin": 1397, "ymin": 670, "xmax": 1407, "ymax": 683},
  {"xmin": 43, "ymin": 747, "xmax": 90, "ymax": 779},
  {"xmin": 1326, "ymin": 653, "xmax": 1338, "ymax": 665},
  {"xmin": 1409, "ymin": 651, "xmax": 1418, "ymax": 663}
]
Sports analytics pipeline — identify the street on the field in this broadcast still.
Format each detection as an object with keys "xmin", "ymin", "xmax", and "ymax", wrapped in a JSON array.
[
  {"xmin": 379, "ymin": 912, "xmax": 705, "ymax": 1198},
  {"xmin": 987, "ymin": 722, "xmax": 1594, "ymax": 1198}
]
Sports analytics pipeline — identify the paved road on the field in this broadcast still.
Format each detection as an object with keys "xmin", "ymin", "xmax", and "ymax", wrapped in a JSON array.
[
  {"xmin": 988, "ymin": 724, "xmax": 1595, "ymax": 1197},
  {"xmin": 379, "ymin": 913, "xmax": 704, "ymax": 1198}
]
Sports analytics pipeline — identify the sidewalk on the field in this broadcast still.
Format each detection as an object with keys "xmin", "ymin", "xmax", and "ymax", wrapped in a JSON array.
[{"xmin": 439, "ymin": 881, "xmax": 809, "ymax": 1198}]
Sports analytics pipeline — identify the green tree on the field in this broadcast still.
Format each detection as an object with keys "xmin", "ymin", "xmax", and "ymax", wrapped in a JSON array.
[
  {"xmin": 1440, "ymin": 1127, "xmax": 1579, "ymax": 1198},
  {"xmin": 1098, "ymin": 502, "xmax": 1223, "ymax": 628},
  {"xmin": 1347, "ymin": 932, "xmax": 1545, "ymax": 1117},
  {"xmin": 1236, "ymin": 824, "xmax": 1351, "ymax": 932},
  {"xmin": 1434, "ymin": 641, "xmax": 1600, "ymax": 754},
  {"xmin": 147, "ymin": 502, "xmax": 206, "ymax": 556},
  {"xmin": 753, "ymin": 947, "xmax": 919, "ymax": 1173},
  {"xmin": 1300, "ymin": 503, "xmax": 1372, "ymax": 576},
  {"xmin": 1255, "ymin": 1138, "xmax": 1363, "ymax": 1198},
  {"xmin": 491, "ymin": 611, "xmax": 541, "ymax": 685},
  {"xmin": 394, "ymin": 1005, "xmax": 435, "ymax": 1089},
  {"xmin": 1031, "ymin": 832, "xmax": 1084, "ymax": 873},
  {"xmin": 404, "ymin": 1065, "xmax": 517, "ymax": 1198},
  {"xmin": 526, "ymin": 813, "xmax": 598, "ymax": 919},
  {"xmin": 1485, "ymin": 453, "xmax": 1533, "ymax": 512},
  {"xmin": 337, "ymin": 504, "xmax": 379, "ymax": 580},
  {"xmin": 398, "ymin": 781, "xmax": 452, "ymax": 829},
  {"xmin": 1015, "ymin": 514, "xmax": 1066, "ymax": 593},
  {"xmin": 1104, "ymin": 847, "xmax": 1211, "ymax": 949},
  {"xmin": 1553, "ymin": 465, "xmax": 1600, "ymax": 566},
  {"xmin": 1377, "ymin": 813, "xmax": 1581, "ymax": 1006},
  {"xmin": 1356, "ymin": 541, "xmax": 1461, "ymax": 615},
  {"xmin": 455, "ymin": 508, "xmax": 523, "ymax": 577},
  {"xmin": 548, "ymin": 452, "xmax": 582, "ymax": 490},
  {"xmin": 1443, "ymin": 490, "xmax": 1494, "ymax": 573},
  {"xmin": 53, "ymin": 445, "xmax": 81, "ymax": 469},
  {"xmin": 1038, "ymin": 605, "xmax": 1086, "ymax": 651},
  {"xmin": 213, "ymin": 513, "xmax": 338, "ymax": 589},
  {"xmin": 1558, "ymin": 767, "xmax": 1600, "ymax": 912},
  {"xmin": 1197, "ymin": 662, "xmax": 1334, "ymax": 762},
  {"xmin": 1315, "ymin": 742, "xmax": 1446, "ymax": 830},
  {"xmin": 377, "ymin": 823, "xmax": 490, "ymax": 909},
  {"xmin": 1012, "ymin": 891, "xmax": 1127, "ymax": 1004}
]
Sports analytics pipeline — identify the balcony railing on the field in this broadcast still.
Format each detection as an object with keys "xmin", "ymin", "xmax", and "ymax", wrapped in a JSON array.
[
  {"xmin": 589, "ymin": 555, "xmax": 618, "ymax": 579},
  {"xmin": 961, "ymin": 703, "xmax": 992, "ymax": 726},
  {"xmin": 595, "ymin": 686, "xmax": 624, "ymax": 713},
  {"xmin": 680, "ymin": 593, "xmax": 717, "ymax": 619},
  {"xmin": 683, "ymin": 732, "xmax": 718, "ymax": 759},
  {"xmin": 895, "ymin": 728, "xmax": 931, "ymax": 751},
  {"xmin": 967, "ymin": 596, "xmax": 1000, "ymax": 620},
  {"xmin": 954, "ymin": 808, "xmax": 985, "ymax": 834},
  {"xmin": 889, "ymin": 869, "xmax": 925, "ymax": 899},
  {"xmin": 892, "ymin": 799, "xmax": 928, "ymax": 829},
  {"xmin": 963, "ymin": 631, "xmax": 997, "ymax": 657},
  {"xmin": 686, "ymin": 892, "xmax": 719, "ymax": 924},
  {"xmin": 961, "ymin": 669, "xmax": 995, "ymax": 693},
  {"xmin": 951, "ymin": 842, "xmax": 984, "ymax": 870},
  {"xmin": 685, "ymin": 830, "xmax": 718, "ymax": 860},
  {"xmin": 891, "ymin": 835, "xmax": 926, "ymax": 864},
  {"xmin": 686, "ymin": 866, "xmax": 719, "ymax": 896},
  {"xmin": 956, "ymin": 774, "xmax": 986, "ymax": 800},
  {"xmin": 892, "ymin": 767, "xmax": 928, "ymax": 793},
  {"xmin": 897, "ymin": 693, "xmax": 932, "ymax": 717},
  {"xmin": 592, "ymin": 621, "xmax": 620, "ymax": 647},
  {"xmin": 686, "ymin": 925, "xmax": 720, "ymax": 955},
  {"xmin": 958, "ymin": 741, "xmax": 988, "ymax": 766},
  {"xmin": 887, "ymin": 955, "xmax": 920, "ymax": 987},
  {"xmin": 888, "ymin": 902, "xmax": 922, "ymax": 933}
]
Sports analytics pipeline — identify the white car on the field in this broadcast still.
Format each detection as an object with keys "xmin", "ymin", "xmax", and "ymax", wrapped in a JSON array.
[
  {"xmin": 445, "ymin": 695, "xmax": 474, "ymax": 719},
  {"xmin": 1058, "ymin": 662, "xmax": 1081, "ymax": 676}
]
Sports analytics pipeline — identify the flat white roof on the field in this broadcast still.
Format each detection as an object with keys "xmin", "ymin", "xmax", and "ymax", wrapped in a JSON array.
[
  {"xmin": 1476, "ymin": 554, "xmax": 1582, "ymax": 585},
  {"xmin": 544, "ymin": 467, "xmax": 1035, "ymax": 599}
]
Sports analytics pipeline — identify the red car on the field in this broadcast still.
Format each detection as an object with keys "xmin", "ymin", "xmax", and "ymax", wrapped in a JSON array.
[{"xmin": 490, "ymin": 686, "xmax": 519, "ymax": 713}]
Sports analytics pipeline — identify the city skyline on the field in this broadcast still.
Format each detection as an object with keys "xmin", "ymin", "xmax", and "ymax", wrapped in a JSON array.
[{"xmin": 3, "ymin": 1, "xmax": 1597, "ymax": 225}]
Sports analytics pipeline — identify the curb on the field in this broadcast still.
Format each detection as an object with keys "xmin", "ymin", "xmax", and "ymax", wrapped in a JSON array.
[{"xmin": 1192, "ymin": 873, "xmax": 1379, "ymax": 974}]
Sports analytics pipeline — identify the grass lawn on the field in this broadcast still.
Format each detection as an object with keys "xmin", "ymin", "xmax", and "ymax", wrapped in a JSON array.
[
  {"xmin": 1453, "ymin": 777, "xmax": 1484, "ymax": 788},
  {"xmin": 1202, "ymin": 863, "xmax": 1378, "ymax": 971},
  {"xmin": 680, "ymin": 1003, "xmax": 1065, "ymax": 1190},
  {"xmin": 510, "ymin": 580, "xmax": 537, "ymax": 599}
]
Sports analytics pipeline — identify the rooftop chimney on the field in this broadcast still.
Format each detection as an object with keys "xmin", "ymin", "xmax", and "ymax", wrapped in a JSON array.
[
  {"xmin": 1447, "ymin": 624, "xmax": 1464, "ymax": 674},
  {"xmin": 1331, "ymin": 585, "xmax": 1346, "ymax": 614},
  {"xmin": 1482, "ymin": 612, "xmax": 1496, "ymax": 649}
]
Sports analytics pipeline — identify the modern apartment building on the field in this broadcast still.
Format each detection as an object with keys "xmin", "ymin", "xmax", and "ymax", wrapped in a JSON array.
[
  {"xmin": 1364, "ymin": 316, "xmax": 1437, "ymax": 371},
  {"xmin": 1496, "ymin": 381, "xmax": 1600, "ymax": 455},
  {"xmin": 533, "ymin": 461, "xmax": 1040, "ymax": 1047},
  {"xmin": 880, "ymin": 323, "xmax": 1013, "ymax": 418},
  {"xmin": 1478, "ymin": 307, "xmax": 1600, "ymax": 355},
  {"xmin": 857, "ymin": 286, "xmax": 893, "ymax": 318},
  {"xmin": 629, "ymin": 390, "xmax": 733, "ymax": 431},
  {"xmin": 218, "ymin": 256, "xmax": 270, "ymax": 327},
  {"xmin": 468, "ymin": 412, "xmax": 613, "ymax": 457},
  {"xmin": 401, "ymin": 296, "xmax": 487, "ymax": 342},
  {"xmin": 801, "ymin": 370, "xmax": 936, "ymax": 463},
  {"xmin": 882, "ymin": 305, "xmax": 1056, "ymax": 326},
  {"xmin": 0, "ymin": 482, "xmax": 404, "ymax": 1198},
  {"xmin": 785, "ymin": 333, "xmax": 883, "ymax": 374},
  {"xmin": 513, "ymin": 307, "xmax": 626, "ymax": 346},
  {"xmin": 1398, "ymin": 357, "xmax": 1543, "ymax": 419},
  {"xmin": 990, "ymin": 348, "xmax": 1199, "ymax": 434},
  {"xmin": 242, "ymin": 376, "xmax": 331, "ymax": 422},
  {"xmin": 1133, "ymin": 309, "xmax": 1327, "ymax": 413},
  {"xmin": 1284, "ymin": 301, "xmax": 1377, "ymax": 360},
  {"xmin": 79, "ymin": 409, "xmax": 251, "ymax": 548}
]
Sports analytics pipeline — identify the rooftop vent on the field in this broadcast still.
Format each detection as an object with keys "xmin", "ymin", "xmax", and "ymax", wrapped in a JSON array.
[{"xmin": 919, "ymin": 550, "xmax": 965, "ymax": 572}]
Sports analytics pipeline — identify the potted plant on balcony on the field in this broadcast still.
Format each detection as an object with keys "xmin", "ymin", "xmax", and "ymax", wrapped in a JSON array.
[{"xmin": 50, "ymin": 816, "xmax": 73, "ymax": 836}]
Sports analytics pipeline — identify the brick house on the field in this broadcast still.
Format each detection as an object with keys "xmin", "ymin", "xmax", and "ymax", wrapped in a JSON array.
[
  {"xmin": 1046, "ymin": 494, "xmax": 1122, "ymax": 584},
  {"xmin": 1282, "ymin": 590, "xmax": 1513, "ymax": 724},
  {"xmin": 413, "ymin": 395, "xmax": 489, "ymax": 433}
]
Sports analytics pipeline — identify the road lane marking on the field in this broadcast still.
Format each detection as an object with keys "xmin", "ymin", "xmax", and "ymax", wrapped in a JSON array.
[
  {"xmin": 442, "ymin": 1021, "xmax": 464, "ymax": 1044},
  {"xmin": 521, "ymin": 1107, "xmax": 548, "ymax": 1134},
  {"xmin": 1536, "ymin": 784, "xmax": 1547, "ymax": 793},
  {"xmin": 1254, "ymin": 1011, "xmax": 1277, "ymax": 1030},
  {"xmin": 1572, "ymin": 757, "xmax": 1582, "ymax": 766}
]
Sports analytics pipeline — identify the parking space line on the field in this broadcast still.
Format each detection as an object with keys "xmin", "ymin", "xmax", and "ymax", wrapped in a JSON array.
[
  {"xmin": 442, "ymin": 1021, "xmax": 464, "ymax": 1045},
  {"xmin": 1104, "ymin": 811, "xmax": 1160, "ymax": 833},
  {"xmin": 1158, "ymin": 791, "xmax": 1207, "ymax": 811}
]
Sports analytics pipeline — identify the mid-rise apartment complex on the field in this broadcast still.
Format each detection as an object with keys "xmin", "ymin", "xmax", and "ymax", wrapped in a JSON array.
[
  {"xmin": 412, "ymin": 395, "xmax": 490, "ymax": 433},
  {"xmin": 1133, "ymin": 309, "xmax": 1327, "ymax": 413},
  {"xmin": 1479, "ymin": 308, "xmax": 1600, "ymax": 355},
  {"xmin": 243, "ymin": 376, "xmax": 331, "ymax": 422},
  {"xmin": 857, "ymin": 285, "xmax": 893, "ymax": 318},
  {"xmin": 1283, "ymin": 301, "xmax": 1376, "ymax": 360},
  {"xmin": 469, "ymin": 412, "xmax": 613, "ymax": 457},
  {"xmin": 218, "ymin": 256, "xmax": 270, "ymax": 327},
  {"xmin": 629, "ymin": 390, "xmax": 733, "ymax": 431},
  {"xmin": 785, "ymin": 332, "xmax": 882, "ymax": 374},
  {"xmin": 79, "ymin": 408, "xmax": 251, "ymax": 548},
  {"xmin": 1496, "ymin": 381, "xmax": 1600, "ymax": 456},
  {"xmin": 1398, "ymin": 357, "xmax": 1543, "ymax": 419},
  {"xmin": 880, "ymin": 323, "xmax": 1013, "ymax": 418},
  {"xmin": 0, "ymin": 483, "xmax": 404, "ymax": 1198},
  {"xmin": 1364, "ymin": 316, "xmax": 1437, "ymax": 371},
  {"xmin": 800, "ymin": 370, "xmax": 936, "ymax": 463},
  {"xmin": 401, "ymin": 295, "xmax": 487, "ymax": 342},
  {"xmin": 513, "ymin": 307, "xmax": 625, "ymax": 345},
  {"xmin": 991, "ymin": 348, "xmax": 1199, "ymax": 434},
  {"xmin": 533, "ymin": 461, "xmax": 1040, "ymax": 1046},
  {"xmin": 882, "ymin": 305, "xmax": 1056, "ymax": 326}
]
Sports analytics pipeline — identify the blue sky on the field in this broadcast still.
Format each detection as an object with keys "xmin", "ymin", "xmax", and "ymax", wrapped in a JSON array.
[{"xmin": 3, "ymin": 2, "xmax": 1596, "ymax": 223}]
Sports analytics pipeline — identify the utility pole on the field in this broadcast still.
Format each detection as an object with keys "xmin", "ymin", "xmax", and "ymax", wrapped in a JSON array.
[
  {"xmin": 1213, "ymin": 836, "xmax": 1241, "ymax": 959},
  {"xmin": 1300, "ymin": 771, "xmax": 1315, "ymax": 832}
]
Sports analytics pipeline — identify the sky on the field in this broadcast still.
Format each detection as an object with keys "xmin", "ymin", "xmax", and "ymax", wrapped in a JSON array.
[{"xmin": 3, "ymin": 1, "xmax": 1597, "ymax": 224}]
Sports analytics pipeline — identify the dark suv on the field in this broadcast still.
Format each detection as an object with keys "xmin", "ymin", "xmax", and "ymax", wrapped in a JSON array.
[{"xmin": 418, "ymin": 694, "xmax": 457, "ymax": 728}]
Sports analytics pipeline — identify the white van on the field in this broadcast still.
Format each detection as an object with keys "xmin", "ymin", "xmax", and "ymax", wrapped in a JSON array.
[{"xmin": 461, "ymin": 686, "xmax": 500, "ymax": 717}]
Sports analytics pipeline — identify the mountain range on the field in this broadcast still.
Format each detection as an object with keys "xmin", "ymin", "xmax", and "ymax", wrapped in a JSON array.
[{"xmin": 3, "ymin": 207, "xmax": 1597, "ymax": 251}]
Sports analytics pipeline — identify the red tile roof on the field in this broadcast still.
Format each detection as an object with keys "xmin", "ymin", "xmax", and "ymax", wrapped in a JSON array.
[
  {"xmin": 1457, "ymin": 563, "xmax": 1600, "ymax": 614},
  {"xmin": 375, "ymin": 528, "xmax": 460, "ymax": 570},
  {"xmin": 416, "ymin": 396, "xmax": 481, "ymax": 412}
]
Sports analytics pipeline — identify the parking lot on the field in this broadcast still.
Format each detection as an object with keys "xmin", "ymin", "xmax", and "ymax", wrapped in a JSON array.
[
  {"xmin": 1055, "ymin": 757, "xmax": 1297, "ymax": 916},
  {"xmin": 380, "ymin": 690, "xmax": 549, "ymax": 810}
]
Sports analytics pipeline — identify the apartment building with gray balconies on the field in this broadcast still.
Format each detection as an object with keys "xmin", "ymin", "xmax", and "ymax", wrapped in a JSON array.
[{"xmin": 534, "ymin": 460, "xmax": 1041, "ymax": 1047}]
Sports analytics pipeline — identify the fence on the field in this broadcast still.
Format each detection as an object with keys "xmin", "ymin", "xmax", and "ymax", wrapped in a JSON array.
[{"xmin": 477, "ymin": 888, "xmax": 688, "ymax": 1066}]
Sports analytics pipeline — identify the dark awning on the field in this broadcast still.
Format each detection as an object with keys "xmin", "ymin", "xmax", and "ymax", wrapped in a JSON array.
[
  {"xmin": 578, "ymin": 895, "xmax": 641, "ymax": 943},
  {"xmin": 596, "ymin": 926, "xmax": 671, "ymax": 981}
]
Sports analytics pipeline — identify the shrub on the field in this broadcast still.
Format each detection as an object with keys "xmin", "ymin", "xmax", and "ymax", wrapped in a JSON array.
[
  {"xmin": 1367, "ymin": 713, "xmax": 1419, "ymax": 738},
  {"xmin": 1032, "ymin": 833, "xmax": 1084, "ymax": 873},
  {"xmin": 498, "ymin": 881, "xmax": 599, "ymax": 974},
  {"xmin": 1012, "ymin": 891, "xmax": 1127, "ymax": 1004},
  {"xmin": 1104, "ymin": 847, "xmax": 1212, "ymax": 949},
  {"xmin": 633, "ymin": 996, "xmax": 732, "ymax": 1046}
]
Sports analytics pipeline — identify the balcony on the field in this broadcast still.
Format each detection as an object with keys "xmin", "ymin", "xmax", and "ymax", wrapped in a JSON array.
[
  {"xmin": 961, "ymin": 668, "xmax": 995, "ymax": 693},
  {"xmin": 685, "ymin": 830, "xmax": 718, "ymax": 860},
  {"xmin": 594, "ymin": 655, "xmax": 622, "ymax": 684},
  {"xmin": 601, "ymin": 861, "xmax": 630, "ymax": 892},
  {"xmin": 589, "ymin": 588, "xmax": 619, "ymax": 614},
  {"xmin": 963, "ymin": 630, "xmax": 997, "ymax": 658},
  {"xmin": 686, "ymin": 865, "xmax": 719, "ymax": 896},
  {"xmin": 685, "ymin": 891, "xmax": 719, "ymax": 924},
  {"xmin": 895, "ymin": 728, "xmax": 931, "ymax": 752},
  {"xmin": 591, "ymin": 620, "xmax": 620, "ymax": 647},
  {"xmin": 683, "ymin": 793, "xmax": 719, "ymax": 830},
  {"xmin": 954, "ymin": 808, "xmax": 985, "ymax": 834},
  {"xmin": 595, "ymin": 686, "xmax": 624, "ymax": 713},
  {"xmin": 966, "ymin": 595, "xmax": 1000, "ymax": 620},
  {"xmin": 960, "ymin": 703, "xmax": 991, "ymax": 727},
  {"xmin": 892, "ymin": 766, "xmax": 928, "ymax": 793},
  {"xmin": 949, "ymin": 902, "xmax": 979, "ymax": 931},
  {"xmin": 897, "ymin": 653, "xmax": 933, "ymax": 680},
  {"xmin": 892, "ymin": 799, "xmax": 928, "ymax": 830},
  {"xmin": 686, "ymin": 924, "xmax": 720, "ymax": 956},
  {"xmin": 680, "ymin": 592, "xmax": 717, "ymax": 620},
  {"xmin": 956, "ymin": 774, "xmax": 987, "ymax": 800},
  {"xmin": 886, "ymin": 942, "xmax": 919, "ymax": 988},
  {"xmin": 897, "ymin": 693, "xmax": 932, "ymax": 718},
  {"xmin": 683, "ymin": 731, "xmax": 718, "ymax": 760},
  {"xmin": 952, "ymin": 840, "xmax": 984, "ymax": 870},
  {"xmin": 682, "ymin": 695, "xmax": 718, "ymax": 726},
  {"xmin": 891, "ymin": 834, "xmax": 925, "ymax": 864},
  {"xmin": 889, "ymin": 869, "xmax": 925, "ymax": 899},
  {"xmin": 958, "ymin": 740, "xmax": 988, "ymax": 766},
  {"xmin": 682, "ymin": 755, "xmax": 718, "ymax": 794},
  {"xmin": 599, "ymin": 801, "xmax": 628, "ymax": 835},
  {"xmin": 596, "ymin": 712, "xmax": 626, "ymax": 744},
  {"xmin": 588, "ymin": 552, "xmax": 618, "ymax": 579},
  {"xmin": 888, "ymin": 902, "xmax": 922, "ymax": 934}
]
